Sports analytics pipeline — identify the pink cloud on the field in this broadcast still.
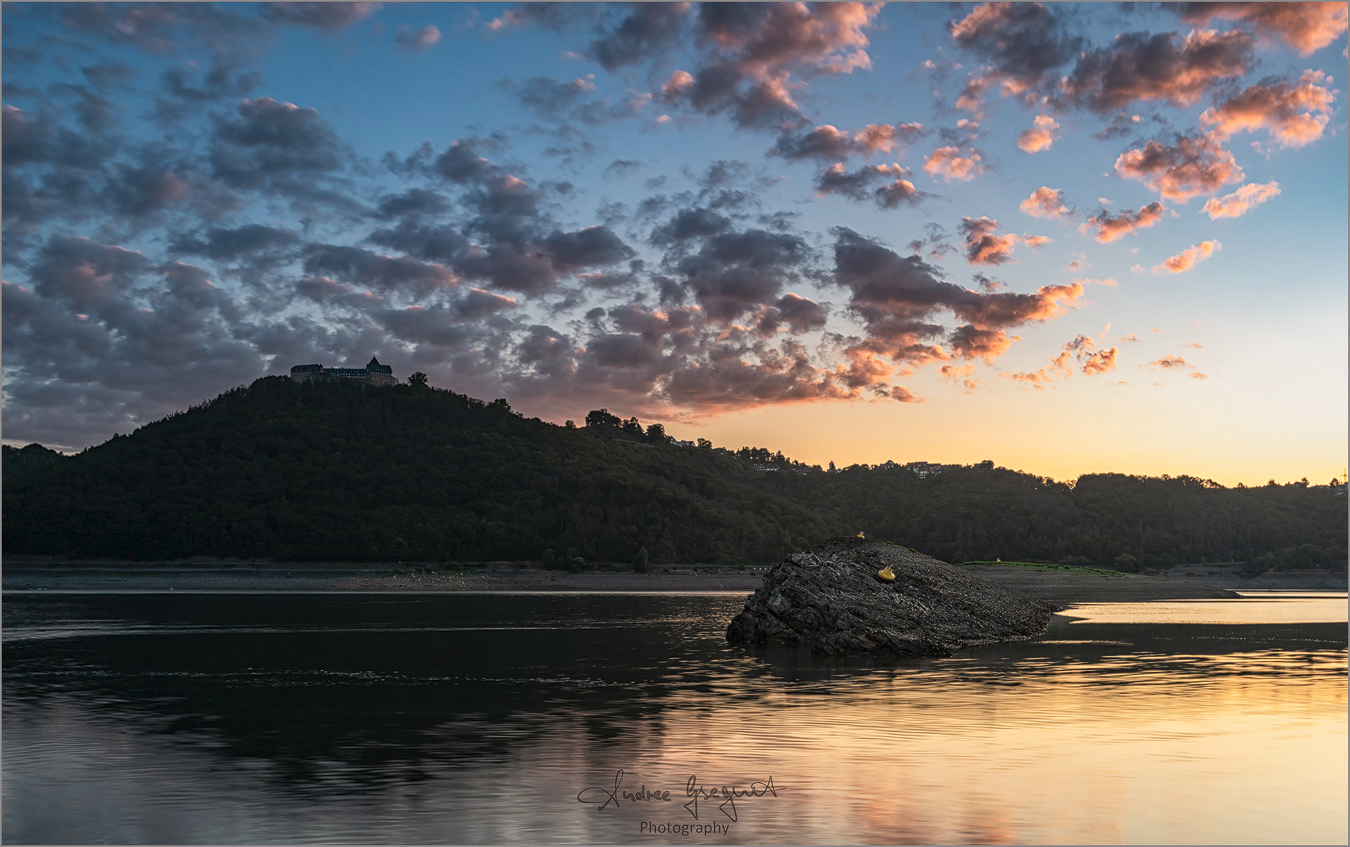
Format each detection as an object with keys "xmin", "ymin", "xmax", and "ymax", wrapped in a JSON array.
[
  {"xmin": 1080, "ymin": 201, "xmax": 1166, "ymax": 242},
  {"xmin": 1016, "ymin": 114, "xmax": 1059, "ymax": 153},
  {"xmin": 961, "ymin": 217, "xmax": 1018, "ymax": 265},
  {"xmin": 1200, "ymin": 71, "xmax": 1337, "ymax": 148},
  {"xmin": 1115, "ymin": 135, "xmax": 1244, "ymax": 202},
  {"xmin": 1082, "ymin": 347, "xmax": 1118, "ymax": 374},
  {"xmin": 1154, "ymin": 240, "xmax": 1221, "ymax": 273},
  {"xmin": 1062, "ymin": 28, "xmax": 1254, "ymax": 113},
  {"xmin": 923, "ymin": 146, "xmax": 983, "ymax": 181},
  {"xmin": 1020, "ymin": 186, "xmax": 1070, "ymax": 219},
  {"xmin": 1179, "ymin": 2, "xmax": 1349, "ymax": 55},
  {"xmin": 1202, "ymin": 181, "xmax": 1281, "ymax": 219}
]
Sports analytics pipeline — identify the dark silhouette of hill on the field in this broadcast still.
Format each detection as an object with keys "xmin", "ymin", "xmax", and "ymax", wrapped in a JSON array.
[
  {"xmin": 3, "ymin": 377, "xmax": 1345, "ymax": 571},
  {"xmin": 2, "ymin": 378, "xmax": 838, "ymax": 563}
]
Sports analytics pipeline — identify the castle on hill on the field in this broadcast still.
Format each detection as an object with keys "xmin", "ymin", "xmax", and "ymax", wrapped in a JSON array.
[{"xmin": 289, "ymin": 356, "xmax": 396, "ymax": 386}]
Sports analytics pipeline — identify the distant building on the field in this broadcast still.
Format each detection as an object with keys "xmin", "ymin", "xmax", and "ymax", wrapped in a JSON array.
[
  {"xmin": 752, "ymin": 463, "xmax": 780, "ymax": 472},
  {"xmin": 905, "ymin": 461, "xmax": 944, "ymax": 479},
  {"xmin": 290, "ymin": 356, "xmax": 396, "ymax": 386}
]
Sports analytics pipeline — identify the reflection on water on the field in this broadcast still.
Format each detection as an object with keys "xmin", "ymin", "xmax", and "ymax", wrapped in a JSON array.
[{"xmin": 3, "ymin": 592, "xmax": 1346, "ymax": 845}]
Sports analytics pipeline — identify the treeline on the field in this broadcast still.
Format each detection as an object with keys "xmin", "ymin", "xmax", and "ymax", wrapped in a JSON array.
[
  {"xmin": 1, "ymin": 378, "xmax": 834, "ymax": 564},
  {"xmin": 3, "ymin": 377, "xmax": 1345, "ymax": 572}
]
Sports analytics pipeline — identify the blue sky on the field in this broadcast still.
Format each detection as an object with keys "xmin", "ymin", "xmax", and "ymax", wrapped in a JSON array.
[{"xmin": 3, "ymin": 2, "xmax": 1347, "ymax": 485}]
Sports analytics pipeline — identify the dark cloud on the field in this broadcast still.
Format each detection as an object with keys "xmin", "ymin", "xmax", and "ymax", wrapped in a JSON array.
[
  {"xmin": 211, "ymin": 97, "xmax": 346, "ymax": 188},
  {"xmin": 831, "ymin": 228, "xmax": 1082, "ymax": 365},
  {"xmin": 1114, "ymin": 134, "xmax": 1243, "ymax": 201},
  {"xmin": 1060, "ymin": 29, "xmax": 1254, "ymax": 114},
  {"xmin": 60, "ymin": 3, "xmax": 266, "ymax": 55},
  {"xmin": 673, "ymin": 228, "xmax": 810, "ymax": 322},
  {"xmin": 757, "ymin": 292, "xmax": 829, "ymax": 336},
  {"xmin": 588, "ymin": 3, "xmax": 691, "ymax": 69},
  {"xmin": 656, "ymin": 2, "xmax": 881, "ymax": 129},
  {"xmin": 433, "ymin": 139, "xmax": 499, "ymax": 184},
  {"xmin": 772, "ymin": 122, "xmax": 925, "ymax": 160},
  {"xmin": 103, "ymin": 164, "xmax": 190, "ymax": 217},
  {"xmin": 1174, "ymin": 2, "xmax": 1348, "ymax": 56},
  {"xmin": 454, "ymin": 245, "xmax": 556, "ymax": 295},
  {"xmin": 375, "ymin": 188, "xmax": 452, "ymax": 219},
  {"xmin": 516, "ymin": 324, "xmax": 577, "ymax": 379},
  {"xmin": 960, "ymin": 217, "xmax": 1017, "ymax": 265},
  {"xmin": 82, "ymin": 62, "xmax": 137, "ymax": 89},
  {"xmin": 171, "ymin": 224, "xmax": 300, "ymax": 260},
  {"xmin": 603, "ymin": 159, "xmax": 643, "ymax": 178},
  {"xmin": 814, "ymin": 162, "xmax": 924, "ymax": 208},
  {"xmin": 303, "ymin": 243, "xmax": 457, "ymax": 298},
  {"xmin": 544, "ymin": 226, "xmax": 636, "ymax": 271},
  {"xmin": 260, "ymin": 3, "xmax": 381, "ymax": 31},
  {"xmin": 949, "ymin": 2, "xmax": 1082, "ymax": 91},
  {"xmin": 366, "ymin": 220, "xmax": 468, "ymax": 264},
  {"xmin": 160, "ymin": 60, "xmax": 260, "ymax": 112},
  {"xmin": 1080, "ymin": 201, "xmax": 1166, "ymax": 242},
  {"xmin": 2, "ymin": 105, "xmax": 108, "ymax": 168}
]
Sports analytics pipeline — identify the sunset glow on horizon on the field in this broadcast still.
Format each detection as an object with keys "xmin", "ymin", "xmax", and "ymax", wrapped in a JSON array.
[{"xmin": 2, "ymin": 2, "xmax": 1346, "ymax": 487}]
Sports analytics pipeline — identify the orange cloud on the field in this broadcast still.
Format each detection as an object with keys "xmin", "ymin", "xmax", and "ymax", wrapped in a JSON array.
[
  {"xmin": 961, "ymin": 217, "xmax": 1018, "ymax": 265},
  {"xmin": 1020, "ymin": 186, "xmax": 1070, "ymax": 219},
  {"xmin": 1022, "ymin": 234, "xmax": 1051, "ymax": 248},
  {"xmin": 923, "ymin": 146, "xmax": 983, "ymax": 181},
  {"xmin": 1154, "ymin": 240, "xmax": 1221, "ymax": 273},
  {"xmin": 1062, "ymin": 28, "xmax": 1254, "ymax": 113},
  {"xmin": 1152, "ymin": 354, "xmax": 1189, "ymax": 370},
  {"xmin": 1115, "ymin": 135, "xmax": 1243, "ymax": 201},
  {"xmin": 1200, "ymin": 70, "xmax": 1336, "ymax": 148},
  {"xmin": 940, "ymin": 363, "xmax": 979, "ymax": 391},
  {"xmin": 1191, "ymin": 371, "xmax": 1209, "ymax": 380},
  {"xmin": 1202, "ymin": 181, "xmax": 1281, "ymax": 219},
  {"xmin": 948, "ymin": 324, "xmax": 1013, "ymax": 364},
  {"xmin": 1006, "ymin": 367, "xmax": 1054, "ymax": 387},
  {"xmin": 1081, "ymin": 201, "xmax": 1166, "ymax": 242},
  {"xmin": 1017, "ymin": 114, "xmax": 1059, "ymax": 153},
  {"xmin": 1179, "ymin": 2, "xmax": 1349, "ymax": 56},
  {"xmin": 1082, "ymin": 347, "xmax": 1118, "ymax": 374}
]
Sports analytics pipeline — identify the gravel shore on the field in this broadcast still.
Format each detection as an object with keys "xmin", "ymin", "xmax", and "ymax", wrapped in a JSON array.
[{"xmin": 2, "ymin": 563, "xmax": 1245, "ymax": 603}]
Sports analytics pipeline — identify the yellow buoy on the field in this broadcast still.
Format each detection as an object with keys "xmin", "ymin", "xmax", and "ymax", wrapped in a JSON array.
[
  {"xmin": 876, "ymin": 565, "xmax": 895, "ymax": 582},
  {"xmin": 856, "ymin": 531, "xmax": 866, "ymax": 539}
]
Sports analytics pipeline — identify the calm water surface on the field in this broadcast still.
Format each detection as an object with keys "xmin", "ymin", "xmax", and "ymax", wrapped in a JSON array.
[{"xmin": 3, "ymin": 590, "xmax": 1346, "ymax": 845}]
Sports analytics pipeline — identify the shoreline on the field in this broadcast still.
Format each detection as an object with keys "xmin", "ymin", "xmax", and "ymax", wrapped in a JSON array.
[{"xmin": 1, "ymin": 563, "xmax": 1299, "ymax": 603}]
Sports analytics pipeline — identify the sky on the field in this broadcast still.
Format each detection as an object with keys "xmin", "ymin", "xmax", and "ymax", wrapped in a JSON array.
[{"xmin": 2, "ymin": 2, "xmax": 1347, "ymax": 486}]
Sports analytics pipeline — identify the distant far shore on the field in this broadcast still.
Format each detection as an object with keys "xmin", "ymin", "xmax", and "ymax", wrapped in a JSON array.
[{"xmin": 6, "ymin": 559, "xmax": 1338, "ymax": 603}]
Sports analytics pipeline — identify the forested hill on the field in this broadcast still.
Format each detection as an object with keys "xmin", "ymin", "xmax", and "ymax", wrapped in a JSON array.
[
  {"xmin": 2, "ymin": 377, "xmax": 839, "ymax": 563},
  {"xmin": 3, "ymin": 377, "xmax": 1346, "ymax": 570}
]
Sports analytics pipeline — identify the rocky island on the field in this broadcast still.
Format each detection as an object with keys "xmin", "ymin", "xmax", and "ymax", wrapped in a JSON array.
[{"xmin": 726, "ymin": 538, "xmax": 1058, "ymax": 656}]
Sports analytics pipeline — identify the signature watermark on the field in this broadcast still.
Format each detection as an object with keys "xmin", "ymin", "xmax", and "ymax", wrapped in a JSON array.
[{"xmin": 577, "ymin": 769, "xmax": 781, "ymax": 836}]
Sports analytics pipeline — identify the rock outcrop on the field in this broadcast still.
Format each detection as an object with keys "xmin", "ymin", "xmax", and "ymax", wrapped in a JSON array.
[{"xmin": 726, "ymin": 538, "xmax": 1057, "ymax": 656}]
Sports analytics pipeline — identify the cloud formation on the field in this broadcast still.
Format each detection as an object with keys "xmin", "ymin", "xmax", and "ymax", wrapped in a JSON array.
[
  {"xmin": 1154, "ymin": 240, "xmax": 1221, "ymax": 273},
  {"xmin": 1176, "ymin": 2, "xmax": 1349, "ymax": 55},
  {"xmin": 1200, "ymin": 71, "xmax": 1337, "ymax": 148},
  {"xmin": 1202, "ymin": 181, "xmax": 1281, "ymax": 219},
  {"xmin": 772, "ymin": 121, "xmax": 925, "ymax": 160},
  {"xmin": 1060, "ymin": 28, "xmax": 1254, "ymax": 114},
  {"xmin": 814, "ymin": 162, "xmax": 923, "ymax": 208},
  {"xmin": 922, "ymin": 146, "xmax": 983, "ymax": 181},
  {"xmin": 1017, "ymin": 115, "xmax": 1059, "ymax": 153},
  {"xmin": 961, "ymin": 217, "xmax": 1018, "ymax": 265},
  {"xmin": 1020, "ymin": 186, "xmax": 1070, "ymax": 219},
  {"xmin": 1114, "ymin": 135, "xmax": 1243, "ymax": 202},
  {"xmin": 1080, "ymin": 202, "xmax": 1166, "ymax": 243}
]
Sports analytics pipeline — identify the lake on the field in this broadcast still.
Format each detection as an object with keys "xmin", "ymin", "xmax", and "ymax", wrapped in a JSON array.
[{"xmin": 3, "ymin": 590, "xmax": 1346, "ymax": 845}]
